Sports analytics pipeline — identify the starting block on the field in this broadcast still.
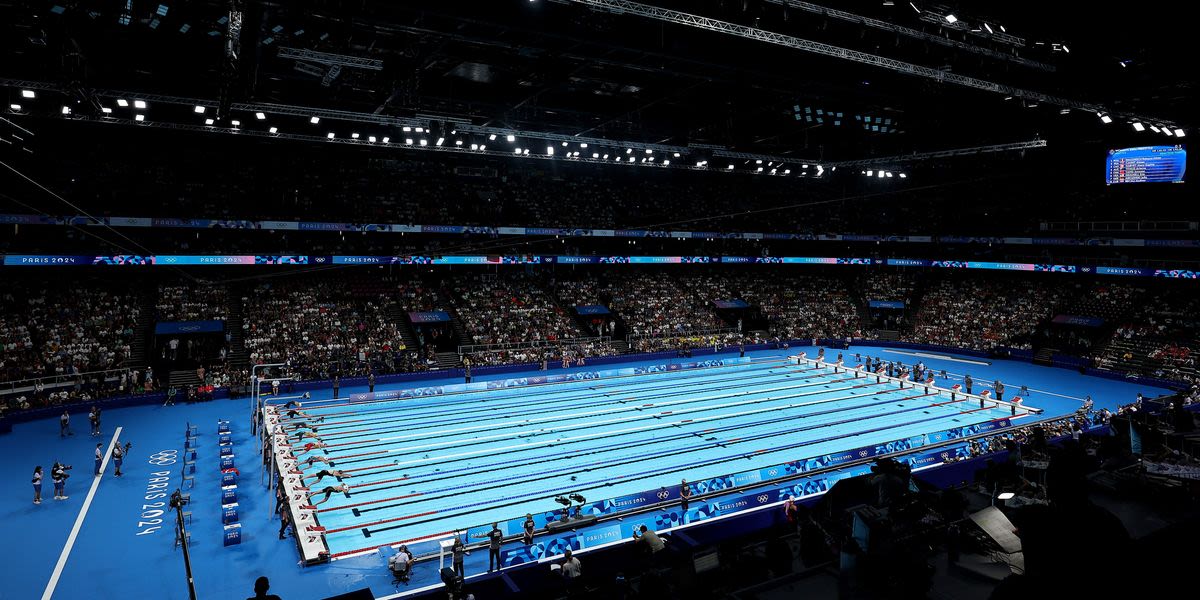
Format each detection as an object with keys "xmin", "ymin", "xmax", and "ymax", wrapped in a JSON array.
[
  {"xmin": 223, "ymin": 523, "xmax": 242, "ymax": 546},
  {"xmin": 221, "ymin": 485, "xmax": 238, "ymax": 505},
  {"xmin": 222, "ymin": 503, "xmax": 240, "ymax": 525}
]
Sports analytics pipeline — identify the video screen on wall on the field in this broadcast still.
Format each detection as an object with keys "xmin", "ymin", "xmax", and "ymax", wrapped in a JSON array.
[{"xmin": 1105, "ymin": 145, "xmax": 1186, "ymax": 184}]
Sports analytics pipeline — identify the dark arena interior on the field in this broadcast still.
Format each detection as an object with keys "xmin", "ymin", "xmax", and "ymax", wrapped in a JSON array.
[{"xmin": 1, "ymin": 1, "xmax": 1197, "ymax": 599}]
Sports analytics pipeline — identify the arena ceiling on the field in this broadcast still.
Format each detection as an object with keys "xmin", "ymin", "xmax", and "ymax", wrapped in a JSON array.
[{"xmin": 0, "ymin": 0, "xmax": 1193, "ymax": 166}]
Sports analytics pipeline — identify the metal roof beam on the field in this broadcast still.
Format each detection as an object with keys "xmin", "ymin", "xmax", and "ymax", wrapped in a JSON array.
[{"xmin": 564, "ymin": 0, "xmax": 1178, "ymax": 128}]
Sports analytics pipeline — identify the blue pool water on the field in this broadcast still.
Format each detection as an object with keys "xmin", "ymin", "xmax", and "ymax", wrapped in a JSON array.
[{"xmin": 284, "ymin": 355, "xmax": 1018, "ymax": 558}]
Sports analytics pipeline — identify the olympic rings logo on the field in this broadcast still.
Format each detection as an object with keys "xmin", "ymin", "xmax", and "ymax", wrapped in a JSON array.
[
  {"xmin": 147, "ymin": 450, "xmax": 178, "ymax": 466},
  {"xmin": 757, "ymin": 495, "xmax": 770, "ymax": 503},
  {"xmin": 656, "ymin": 491, "xmax": 670, "ymax": 500}
]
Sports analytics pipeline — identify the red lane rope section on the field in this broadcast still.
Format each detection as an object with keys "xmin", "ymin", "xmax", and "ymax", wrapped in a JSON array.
[{"xmin": 324, "ymin": 510, "xmax": 438, "ymax": 534}]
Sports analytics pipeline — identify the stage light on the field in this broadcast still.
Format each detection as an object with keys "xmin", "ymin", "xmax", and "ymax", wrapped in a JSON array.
[
  {"xmin": 626, "ymin": 148, "xmax": 633, "ymax": 154},
  {"xmin": 382, "ymin": 137, "xmax": 390, "ymax": 143},
  {"xmin": 368, "ymin": 136, "xmax": 377, "ymax": 143},
  {"xmin": 479, "ymin": 144, "xmax": 487, "ymax": 151},
  {"xmin": 756, "ymin": 166, "xmax": 763, "ymax": 172},
  {"xmin": 230, "ymin": 119, "xmax": 240, "ymax": 127},
  {"xmin": 1062, "ymin": 45, "xmax": 1069, "ymax": 53},
  {"xmin": 756, "ymin": 159, "xmax": 763, "ymax": 164},
  {"xmin": 997, "ymin": 492, "xmax": 1015, "ymax": 500},
  {"xmin": 944, "ymin": 14, "xmax": 957, "ymax": 23},
  {"xmin": 270, "ymin": 127, "xmax": 278, "ymax": 134},
  {"xmin": 403, "ymin": 126, "xmax": 412, "ymax": 132},
  {"xmin": 405, "ymin": 138, "xmax": 413, "ymax": 145},
  {"xmin": 885, "ymin": 171, "xmax": 893, "ymax": 177},
  {"xmin": 133, "ymin": 100, "xmax": 146, "ymax": 109},
  {"xmin": 673, "ymin": 152, "xmax": 680, "ymax": 157},
  {"xmin": 561, "ymin": 141, "xmax": 568, "ymax": 146},
  {"xmin": 983, "ymin": 23, "xmax": 993, "ymax": 33},
  {"xmin": 603, "ymin": 154, "xmax": 609, "ymax": 159},
  {"xmin": 135, "ymin": 113, "xmax": 145, "ymax": 121},
  {"xmin": 351, "ymin": 132, "xmax": 360, "ymax": 139},
  {"xmin": 648, "ymin": 156, "xmax": 654, "ymax": 162},
  {"xmin": 1099, "ymin": 114, "xmax": 1112, "ymax": 124},
  {"xmin": 310, "ymin": 116, "xmax": 320, "ymax": 124},
  {"xmin": 194, "ymin": 105, "xmax": 206, "ymax": 113},
  {"xmin": 523, "ymin": 149, "xmax": 529, "ymax": 155},
  {"xmin": 547, "ymin": 146, "xmax": 554, "ymax": 155},
  {"xmin": 663, "ymin": 160, "xmax": 669, "ymax": 165},
  {"xmin": 877, "ymin": 170, "xmax": 885, "ymax": 178},
  {"xmin": 506, "ymin": 134, "xmax": 515, "ymax": 142},
  {"xmin": 727, "ymin": 164, "xmax": 734, "ymax": 170},
  {"xmin": 415, "ymin": 127, "xmax": 424, "ymax": 133},
  {"xmin": 455, "ymin": 140, "xmax": 463, "ymax": 146},
  {"xmin": 784, "ymin": 169, "xmax": 790, "ymax": 174},
  {"xmin": 1162, "ymin": 128, "xmax": 1173, "ymax": 137},
  {"xmin": 436, "ymin": 137, "xmax": 444, "ymax": 146},
  {"xmin": 1132, "ymin": 122, "xmax": 1145, "ymax": 131},
  {"xmin": 327, "ymin": 132, "xmax": 335, "ymax": 138},
  {"xmin": 61, "ymin": 105, "xmax": 71, "ymax": 114},
  {"xmin": 514, "ymin": 147, "xmax": 521, "ymax": 154},
  {"xmin": 419, "ymin": 139, "xmax": 427, "ymax": 146},
  {"xmin": 489, "ymin": 134, "xmax": 497, "ymax": 141},
  {"xmin": 205, "ymin": 118, "xmax": 215, "ymax": 125},
  {"xmin": 580, "ymin": 143, "xmax": 588, "ymax": 148},
  {"xmin": 1174, "ymin": 129, "xmax": 1185, "ymax": 137},
  {"xmin": 470, "ymin": 143, "xmax": 479, "ymax": 150},
  {"xmin": 21, "ymin": 90, "xmax": 35, "ymax": 98},
  {"xmin": 866, "ymin": 170, "xmax": 874, "ymax": 176},
  {"xmin": 899, "ymin": 173, "xmax": 907, "ymax": 178},
  {"xmin": 255, "ymin": 112, "xmax": 266, "ymax": 120},
  {"xmin": 908, "ymin": 1, "xmax": 919, "ymax": 12},
  {"xmin": 101, "ymin": 107, "xmax": 112, "ymax": 114},
  {"xmin": 592, "ymin": 153, "xmax": 599, "ymax": 158},
  {"xmin": 645, "ymin": 149, "xmax": 653, "ymax": 154},
  {"xmin": 1149, "ymin": 125, "xmax": 1160, "ymax": 133},
  {"xmin": 117, "ymin": 99, "xmax": 129, "ymax": 107},
  {"xmin": 9, "ymin": 103, "xmax": 20, "ymax": 110}
]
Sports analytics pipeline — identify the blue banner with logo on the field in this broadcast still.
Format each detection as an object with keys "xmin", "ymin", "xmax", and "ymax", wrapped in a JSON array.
[
  {"xmin": 155, "ymin": 320, "xmax": 226, "ymax": 335},
  {"xmin": 407, "ymin": 311, "xmax": 451, "ymax": 323},
  {"xmin": 712, "ymin": 299, "xmax": 750, "ymax": 309},
  {"xmin": 575, "ymin": 305, "xmax": 610, "ymax": 315}
]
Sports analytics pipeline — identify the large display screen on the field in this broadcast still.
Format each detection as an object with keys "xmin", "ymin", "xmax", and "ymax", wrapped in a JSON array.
[{"xmin": 1105, "ymin": 145, "xmax": 1186, "ymax": 184}]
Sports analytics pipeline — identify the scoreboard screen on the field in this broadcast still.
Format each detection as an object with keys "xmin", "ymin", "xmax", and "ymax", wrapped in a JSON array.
[{"xmin": 1106, "ymin": 145, "xmax": 1186, "ymax": 184}]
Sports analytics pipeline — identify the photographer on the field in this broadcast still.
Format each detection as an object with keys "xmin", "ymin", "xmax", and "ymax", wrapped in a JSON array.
[{"xmin": 52, "ymin": 462, "xmax": 71, "ymax": 500}]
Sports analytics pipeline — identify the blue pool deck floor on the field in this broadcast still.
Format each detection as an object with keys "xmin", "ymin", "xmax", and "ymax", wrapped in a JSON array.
[{"xmin": 0, "ymin": 345, "xmax": 1168, "ymax": 600}]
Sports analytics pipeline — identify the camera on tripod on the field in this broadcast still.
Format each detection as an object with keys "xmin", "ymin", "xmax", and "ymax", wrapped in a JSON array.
[{"xmin": 170, "ymin": 489, "xmax": 189, "ymax": 509}]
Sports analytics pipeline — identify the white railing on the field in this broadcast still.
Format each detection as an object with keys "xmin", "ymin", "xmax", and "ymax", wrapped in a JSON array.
[{"xmin": 0, "ymin": 367, "xmax": 132, "ymax": 397}]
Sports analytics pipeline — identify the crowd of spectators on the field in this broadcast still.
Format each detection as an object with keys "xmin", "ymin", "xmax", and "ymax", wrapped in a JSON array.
[
  {"xmin": 910, "ymin": 278, "xmax": 1067, "ymax": 351},
  {"xmin": 551, "ymin": 278, "xmax": 615, "ymax": 337},
  {"xmin": 739, "ymin": 275, "xmax": 862, "ymax": 340},
  {"xmin": 452, "ymin": 274, "xmax": 583, "ymax": 346},
  {"xmin": 5, "ymin": 271, "xmax": 1200, "ymax": 419},
  {"xmin": 241, "ymin": 278, "xmax": 404, "ymax": 379},
  {"xmin": 0, "ymin": 285, "xmax": 143, "ymax": 412},
  {"xmin": 1095, "ymin": 288, "xmax": 1200, "ymax": 383},
  {"xmin": 606, "ymin": 273, "xmax": 728, "ymax": 340},
  {"xmin": 155, "ymin": 284, "xmax": 228, "ymax": 322},
  {"xmin": 0, "ymin": 287, "xmax": 139, "ymax": 384},
  {"xmin": 469, "ymin": 339, "xmax": 621, "ymax": 367}
]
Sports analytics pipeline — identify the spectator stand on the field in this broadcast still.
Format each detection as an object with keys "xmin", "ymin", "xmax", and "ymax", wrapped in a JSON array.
[{"xmin": 460, "ymin": 336, "xmax": 619, "ymax": 368}]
